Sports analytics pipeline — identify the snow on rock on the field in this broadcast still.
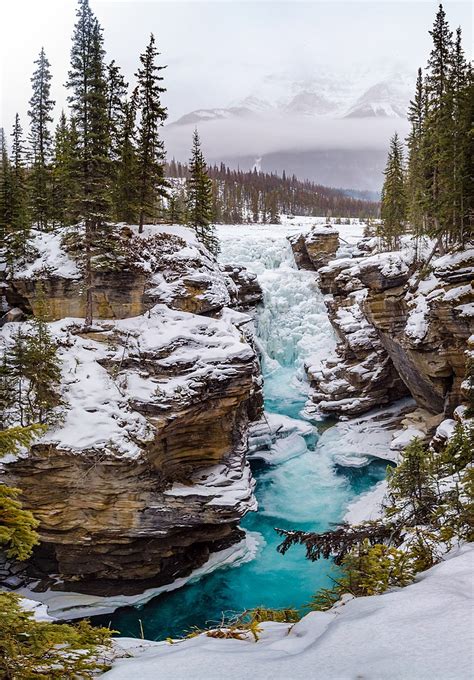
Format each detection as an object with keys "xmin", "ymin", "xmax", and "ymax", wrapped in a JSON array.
[
  {"xmin": 318, "ymin": 398, "xmax": 416, "ymax": 467},
  {"xmin": 14, "ymin": 229, "xmax": 81, "ymax": 280},
  {"xmin": 247, "ymin": 413, "xmax": 314, "ymax": 465},
  {"xmin": 344, "ymin": 479, "xmax": 388, "ymax": 524},
  {"xmin": 103, "ymin": 544, "xmax": 474, "ymax": 680},
  {"xmin": 19, "ymin": 597, "xmax": 54, "ymax": 622},
  {"xmin": 2, "ymin": 304, "xmax": 255, "ymax": 458}
]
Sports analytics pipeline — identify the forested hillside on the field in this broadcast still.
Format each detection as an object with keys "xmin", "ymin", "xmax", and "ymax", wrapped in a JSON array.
[{"xmin": 166, "ymin": 160, "xmax": 380, "ymax": 223}]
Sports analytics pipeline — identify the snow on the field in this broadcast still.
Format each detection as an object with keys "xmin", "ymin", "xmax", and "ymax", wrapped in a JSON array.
[
  {"xmin": 15, "ymin": 229, "xmax": 80, "ymax": 280},
  {"xmin": 317, "ymin": 398, "xmax": 416, "ymax": 467},
  {"xmin": 17, "ymin": 531, "xmax": 261, "ymax": 620},
  {"xmin": 103, "ymin": 544, "xmax": 474, "ymax": 680},
  {"xmin": 165, "ymin": 458, "xmax": 257, "ymax": 512},
  {"xmin": 344, "ymin": 479, "xmax": 388, "ymax": 524},
  {"xmin": 20, "ymin": 597, "xmax": 54, "ymax": 622},
  {"xmin": 218, "ymin": 226, "xmax": 337, "ymax": 373},
  {"xmin": 1, "ymin": 303, "xmax": 255, "ymax": 459}
]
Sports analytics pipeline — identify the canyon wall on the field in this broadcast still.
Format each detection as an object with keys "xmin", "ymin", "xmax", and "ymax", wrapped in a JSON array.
[
  {"xmin": 1, "ymin": 225, "xmax": 264, "ymax": 594},
  {"xmin": 290, "ymin": 227, "xmax": 473, "ymax": 419}
]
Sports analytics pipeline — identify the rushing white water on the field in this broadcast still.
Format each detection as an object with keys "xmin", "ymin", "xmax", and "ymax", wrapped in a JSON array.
[
  {"xmin": 219, "ymin": 225, "xmax": 337, "ymax": 381},
  {"xmin": 96, "ymin": 223, "xmax": 387, "ymax": 640}
]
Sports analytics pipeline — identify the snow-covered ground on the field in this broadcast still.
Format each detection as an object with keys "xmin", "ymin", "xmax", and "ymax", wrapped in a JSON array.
[{"xmin": 104, "ymin": 544, "xmax": 474, "ymax": 680}]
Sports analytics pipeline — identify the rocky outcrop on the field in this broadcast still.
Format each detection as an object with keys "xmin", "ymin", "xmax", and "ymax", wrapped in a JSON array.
[
  {"xmin": 287, "ymin": 225, "xmax": 339, "ymax": 271},
  {"xmin": 308, "ymin": 244, "xmax": 474, "ymax": 418},
  {"xmin": 221, "ymin": 264, "xmax": 263, "ymax": 310},
  {"xmin": 5, "ymin": 226, "xmax": 240, "ymax": 320},
  {"xmin": 1, "ymin": 225, "xmax": 266, "ymax": 595},
  {"xmin": 1, "ymin": 306, "xmax": 262, "ymax": 592}
]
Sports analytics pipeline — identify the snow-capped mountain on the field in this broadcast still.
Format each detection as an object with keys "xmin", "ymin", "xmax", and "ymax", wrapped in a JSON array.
[
  {"xmin": 164, "ymin": 64, "xmax": 415, "ymax": 191},
  {"xmin": 170, "ymin": 67, "xmax": 415, "ymax": 125}
]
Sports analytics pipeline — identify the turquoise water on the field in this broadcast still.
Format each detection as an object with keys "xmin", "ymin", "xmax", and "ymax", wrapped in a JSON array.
[{"xmin": 91, "ymin": 228, "xmax": 388, "ymax": 640}]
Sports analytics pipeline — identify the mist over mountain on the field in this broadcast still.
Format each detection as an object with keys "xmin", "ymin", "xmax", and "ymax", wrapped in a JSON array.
[{"xmin": 163, "ymin": 65, "xmax": 414, "ymax": 191}]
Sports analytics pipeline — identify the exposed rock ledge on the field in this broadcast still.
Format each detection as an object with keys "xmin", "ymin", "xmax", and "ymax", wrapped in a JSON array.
[
  {"xmin": 1, "ymin": 225, "xmax": 264, "ymax": 595},
  {"xmin": 287, "ymin": 224, "xmax": 339, "ymax": 271},
  {"xmin": 301, "ymin": 237, "xmax": 474, "ymax": 418}
]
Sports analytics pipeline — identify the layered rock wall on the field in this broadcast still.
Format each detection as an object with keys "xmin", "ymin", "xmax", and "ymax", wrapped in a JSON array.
[
  {"xmin": 1, "ymin": 225, "xmax": 264, "ymax": 594},
  {"xmin": 306, "ymin": 242, "xmax": 474, "ymax": 418}
]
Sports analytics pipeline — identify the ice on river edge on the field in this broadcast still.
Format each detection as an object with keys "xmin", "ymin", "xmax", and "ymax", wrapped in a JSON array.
[{"xmin": 16, "ymin": 531, "xmax": 262, "ymax": 620}]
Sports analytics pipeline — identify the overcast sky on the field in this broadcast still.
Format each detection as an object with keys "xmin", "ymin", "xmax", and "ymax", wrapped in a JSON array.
[{"xmin": 1, "ymin": 0, "xmax": 472, "ymax": 132}]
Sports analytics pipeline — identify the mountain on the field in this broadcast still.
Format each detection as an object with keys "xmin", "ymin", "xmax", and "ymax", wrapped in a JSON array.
[
  {"xmin": 165, "ymin": 65, "xmax": 415, "ymax": 191},
  {"xmin": 170, "ymin": 67, "xmax": 414, "ymax": 125}
]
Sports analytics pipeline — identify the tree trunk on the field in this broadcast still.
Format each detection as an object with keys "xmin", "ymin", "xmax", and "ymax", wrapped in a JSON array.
[{"xmin": 84, "ymin": 221, "xmax": 93, "ymax": 327}]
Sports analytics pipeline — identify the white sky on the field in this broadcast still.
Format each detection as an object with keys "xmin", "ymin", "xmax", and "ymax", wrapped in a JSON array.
[{"xmin": 1, "ymin": 0, "xmax": 472, "ymax": 133}]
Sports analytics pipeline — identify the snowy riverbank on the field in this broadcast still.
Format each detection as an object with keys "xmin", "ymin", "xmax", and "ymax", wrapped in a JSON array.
[{"xmin": 103, "ymin": 544, "xmax": 474, "ymax": 680}]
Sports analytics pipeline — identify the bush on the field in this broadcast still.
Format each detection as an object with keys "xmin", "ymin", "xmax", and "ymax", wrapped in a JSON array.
[{"xmin": 0, "ymin": 592, "xmax": 113, "ymax": 679}]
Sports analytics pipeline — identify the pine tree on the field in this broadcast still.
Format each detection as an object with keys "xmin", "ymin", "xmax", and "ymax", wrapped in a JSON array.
[
  {"xmin": 379, "ymin": 132, "xmax": 407, "ymax": 250},
  {"xmin": 66, "ymin": 0, "xmax": 112, "ymax": 325},
  {"xmin": 8, "ymin": 115, "xmax": 31, "ymax": 265},
  {"xmin": 135, "ymin": 33, "xmax": 168, "ymax": 232},
  {"xmin": 187, "ymin": 129, "xmax": 219, "ymax": 254},
  {"xmin": 28, "ymin": 47, "xmax": 55, "ymax": 230}
]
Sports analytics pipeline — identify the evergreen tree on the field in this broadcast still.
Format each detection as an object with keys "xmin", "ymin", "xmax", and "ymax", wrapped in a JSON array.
[
  {"xmin": 28, "ymin": 47, "xmax": 55, "ymax": 230},
  {"xmin": 8, "ymin": 115, "xmax": 31, "ymax": 264},
  {"xmin": 449, "ymin": 27, "xmax": 471, "ymax": 243},
  {"xmin": 106, "ymin": 59, "xmax": 128, "ymax": 157},
  {"xmin": 66, "ymin": 0, "xmax": 112, "ymax": 325},
  {"xmin": 380, "ymin": 132, "xmax": 407, "ymax": 250},
  {"xmin": 51, "ymin": 112, "xmax": 79, "ymax": 226},
  {"xmin": 135, "ymin": 33, "xmax": 168, "ymax": 232},
  {"xmin": 113, "ymin": 90, "xmax": 139, "ymax": 223},
  {"xmin": 406, "ymin": 68, "xmax": 427, "ymax": 253},
  {"xmin": 0, "ymin": 426, "xmax": 42, "ymax": 561},
  {"xmin": 187, "ymin": 129, "xmax": 219, "ymax": 254},
  {"xmin": 4, "ymin": 288, "xmax": 62, "ymax": 425},
  {"xmin": 0, "ymin": 128, "xmax": 13, "ymax": 253},
  {"xmin": 423, "ymin": 3, "xmax": 454, "ymax": 242}
]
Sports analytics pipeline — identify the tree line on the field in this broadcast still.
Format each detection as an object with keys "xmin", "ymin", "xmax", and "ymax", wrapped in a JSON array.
[
  {"xmin": 166, "ymin": 160, "xmax": 380, "ymax": 224},
  {"xmin": 380, "ymin": 4, "xmax": 473, "ymax": 251},
  {"xmin": 0, "ymin": 0, "xmax": 219, "ymax": 323}
]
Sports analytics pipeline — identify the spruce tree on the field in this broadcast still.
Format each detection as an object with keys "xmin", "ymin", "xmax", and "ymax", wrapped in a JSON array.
[
  {"xmin": 187, "ymin": 129, "xmax": 219, "ymax": 254},
  {"xmin": 449, "ymin": 27, "xmax": 471, "ymax": 243},
  {"xmin": 66, "ymin": 0, "xmax": 112, "ymax": 325},
  {"xmin": 406, "ymin": 67, "xmax": 427, "ymax": 253},
  {"xmin": 380, "ymin": 132, "xmax": 407, "ymax": 250},
  {"xmin": 5, "ymin": 291, "xmax": 62, "ymax": 426},
  {"xmin": 28, "ymin": 47, "xmax": 55, "ymax": 230},
  {"xmin": 135, "ymin": 33, "xmax": 168, "ymax": 232},
  {"xmin": 113, "ymin": 90, "xmax": 139, "ymax": 223},
  {"xmin": 0, "ymin": 128, "xmax": 13, "ymax": 253},
  {"xmin": 8, "ymin": 115, "xmax": 31, "ymax": 265},
  {"xmin": 51, "ymin": 112, "xmax": 79, "ymax": 227}
]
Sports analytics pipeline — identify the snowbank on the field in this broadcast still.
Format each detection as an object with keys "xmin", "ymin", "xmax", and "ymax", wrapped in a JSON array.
[{"xmin": 104, "ymin": 544, "xmax": 474, "ymax": 680}]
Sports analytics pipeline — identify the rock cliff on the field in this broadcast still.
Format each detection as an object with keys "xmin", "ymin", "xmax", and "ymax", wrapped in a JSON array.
[
  {"xmin": 1, "ymin": 225, "xmax": 263, "ymax": 594},
  {"xmin": 287, "ymin": 225, "xmax": 339, "ymax": 271},
  {"xmin": 290, "ymin": 229, "xmax": 474, "ymax": 420}
]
